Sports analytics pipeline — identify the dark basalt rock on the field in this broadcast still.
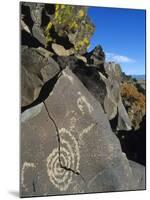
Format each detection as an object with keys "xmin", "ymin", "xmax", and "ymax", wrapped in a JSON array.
[
  {"xmin": 21, "ymin": 46, "xmax": 60, "ymax": 107},
  {"xmin": 98, "ymin": 62, "xmax": 131, "ymax": 131},
  {"xmin": 20, "ymin": 2, "xmax": 146, "ymax": 197},
  {"xmin": 73, "ymin": 61, "xmax": 131, "ymax": 131},
  {"xmin": 51, "ymin": 43, "xmax": 74, "ymax": 56},
  {"xmin": 73, "ymin": 66, "xmax": 107, "ymax": 109},
  {"xmin": 21, "ymin": 2, "xmax": 95, "ymax": 54},
  {"xmin": 21, "ymin": 68, "xmax": 139, "ymax": 197},
  {"xmin": 21, "ymin": 2, "xmax": 46, "ymax": 46},
  {"xmin": 85, "ymin": 45, "xmax": 105, "ymax": 66},
  {"xmin": 117, "ymin": 115, "xmax": 146, "ymax": 166}
]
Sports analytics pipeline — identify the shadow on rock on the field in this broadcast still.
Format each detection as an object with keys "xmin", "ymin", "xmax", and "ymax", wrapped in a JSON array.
[{"xmin": 117, "ymin": 115, "xmax": 146, "ymax": 166}]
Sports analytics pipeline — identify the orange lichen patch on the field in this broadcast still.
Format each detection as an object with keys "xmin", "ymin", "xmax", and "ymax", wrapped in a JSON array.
[
  {"xmin": 121, "ymin": 82, "xmax": 145, "ymax": 110},
  {"xmin": 121, "ymin": 82, "xmax": 145, "ymax": 129}
]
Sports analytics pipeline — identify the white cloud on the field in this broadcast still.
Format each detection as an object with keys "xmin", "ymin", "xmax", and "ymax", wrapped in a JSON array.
[{"xmin": 106, "ymin": 52, "xmax": 135, "ymax": 63}]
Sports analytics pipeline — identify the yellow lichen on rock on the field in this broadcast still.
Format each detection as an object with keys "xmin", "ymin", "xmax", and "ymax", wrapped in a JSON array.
[
  {"xmin": 45, "ymin": 22, "xmax": 52, "ymax": 32},
  {"xmin": 78, "ymin": 9, "xmax": 85, "ymax": 18},
  {"xmin": 43, "ymin": 4, "xmax": 94, "ymax": 53},
  {"xmin": 55, "ymin": 4, "xmax": 60, "ymax": 11},
  {"xmin": 61, "ymin": 4, "xmax": 64, "ymax": 9}
]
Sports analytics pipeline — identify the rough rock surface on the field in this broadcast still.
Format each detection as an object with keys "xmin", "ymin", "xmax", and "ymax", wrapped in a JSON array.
[
  {"xmin": 52, "ymin": 43, "xmax": 74, "ymax": 56},
  {"xmin": 129, "ymin": 161, "xmax": 145, "ymax": 190},
  {"xmin": 117, "ymin": 115, "xmax": 146, "ymax": 165},
  {"xmin": 21, "ymin": 2, "xmax": 95, "ymax": 54},
  {"xmin": 21, "ymin": 2, "xmax": 136, "ymax": 132},
  {"xmin": 21, "ymin": 46, "xmax": 60, "ymax": 107},
  {"xmin": 22, "ymin": 2, "xmax": 46, "ymax": 46},
  {"xmin": 21, "ymin": 103, "xmax": 44, "ymax": 123},
  {"xmin": 73, "ymin": 61, "xmax": 132, "ymax": 131},
  {"xmin": 85, "ymin": 45, "xmax": 105, "ymax": 66},
  {"xmin": 20, "ymin": 2, "xmax": 146, "ymax": 198},
  {"xmin": 21, "ymin": 68, "xmax": 144, "ymax": 197}
]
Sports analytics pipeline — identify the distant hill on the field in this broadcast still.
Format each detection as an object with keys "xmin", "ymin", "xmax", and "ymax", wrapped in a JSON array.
[{"xmin": 132, "ymin": 75, "xmax": 145, "ymax": 80}]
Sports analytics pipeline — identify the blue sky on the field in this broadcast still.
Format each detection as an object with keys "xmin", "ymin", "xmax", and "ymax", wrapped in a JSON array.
[{"xmin": 87, "ymin": 7, "xmax": 146, "ymax": 75}]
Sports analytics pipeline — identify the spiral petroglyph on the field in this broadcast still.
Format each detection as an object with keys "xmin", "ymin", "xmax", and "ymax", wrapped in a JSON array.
[{"xmin": 47, "ymin": 128, "xmax": 80, "ymax": 191}]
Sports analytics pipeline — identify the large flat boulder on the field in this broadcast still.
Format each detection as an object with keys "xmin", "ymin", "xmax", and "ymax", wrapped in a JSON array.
[{"xmin": 21, "ymin": 68, "xmax": 139, "ymax": 197}]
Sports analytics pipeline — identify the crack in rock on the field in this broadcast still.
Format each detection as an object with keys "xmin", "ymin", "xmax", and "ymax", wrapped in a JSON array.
[
  {"xmin": 43, "ymin": 101, "xmax": 85, "ymax": 184},
  {"xmin": 32, "ymin": 180, "xmax": 36, "ymax": 192},
  {"xmin": 21, "ymin": 71, "xmax": 62, "ymax": 113}
]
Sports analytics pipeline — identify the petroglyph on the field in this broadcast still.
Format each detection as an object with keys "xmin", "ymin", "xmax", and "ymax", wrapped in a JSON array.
[
  {"xmin": 61, "ymin": 110, "xmax": 79, "ymax": 132},
  {"xmin": 70, "ymin": 116, "xmax": 77, "ymax": 131},
  {"xmin": 63, "ymin": 70, "xmax": 74, "ymax": 84},
  {"xmin": 79, "ymin": 123, "xmax": 95, "ymax": 142},
  {"xmin": 77, "ymin": 92, "xmax": 93, "ymax": 115},
  {"xmin": 47, "ymin": 128, "xmax": 80, "ymax": 191},
  {"xmin": 21, "ymin": 162, "xmax": 36, "ymax": 190},
  {"xmin": 70, "ymin": 182, "xmax": 85, "ymax": 193}
]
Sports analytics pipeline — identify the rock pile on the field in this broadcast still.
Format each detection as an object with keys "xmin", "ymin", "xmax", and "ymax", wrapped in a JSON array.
[{"xmin": 20, "ymin": 2, "xmax": 146, "ymax": 197}]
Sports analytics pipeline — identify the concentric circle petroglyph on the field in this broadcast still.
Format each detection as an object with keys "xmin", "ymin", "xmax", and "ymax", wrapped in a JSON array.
[{"xmin": 47, "ymin": 128, "xmax": 80, "ymax": 191}]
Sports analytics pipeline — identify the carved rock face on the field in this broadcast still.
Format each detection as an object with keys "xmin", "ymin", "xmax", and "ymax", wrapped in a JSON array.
[
  {"xmin": 20, "ymin": 2, "xmax": 145, "ymax": 197},
  {"xmin": 21, "ymin": 68, "xmax": 139, "ymax": 197}
]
